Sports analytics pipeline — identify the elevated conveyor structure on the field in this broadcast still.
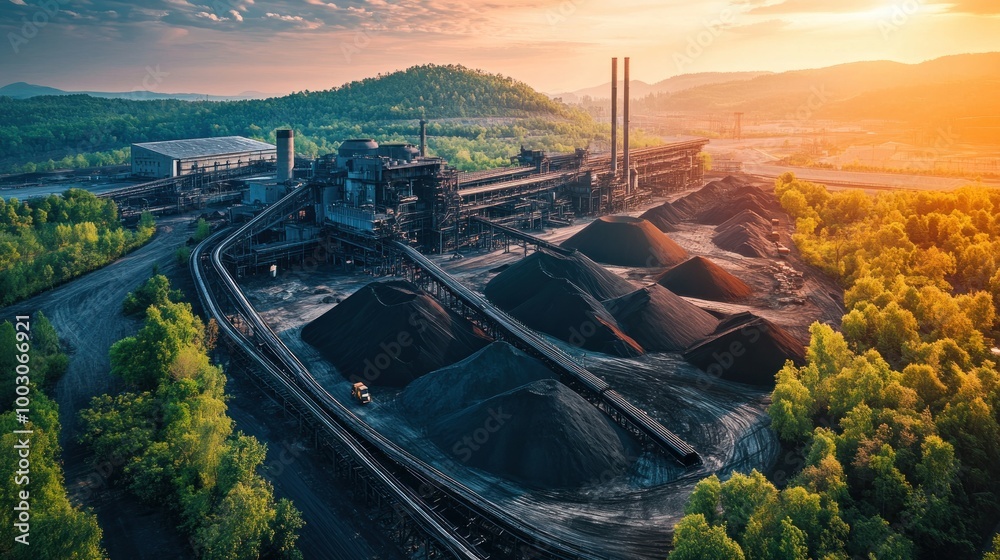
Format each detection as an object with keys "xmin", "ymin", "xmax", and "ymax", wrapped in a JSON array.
[{"xmin": 192, "ymin": 185, "xmax": 659, "ymax": 559}]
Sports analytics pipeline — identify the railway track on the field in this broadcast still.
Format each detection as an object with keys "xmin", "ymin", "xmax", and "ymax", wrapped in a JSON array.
[{"xmin": 190, "ymin": 187, "xmax": 625, "ymax": 559}]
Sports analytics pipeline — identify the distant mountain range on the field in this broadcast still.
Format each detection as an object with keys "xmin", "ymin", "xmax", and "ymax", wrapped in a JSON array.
[
  {"xmin": 552, "ymin": 71, "xmax": 774, "ymax": 103},
  {"xmin": 0, "ymin": 82, "xmax": 281, "ymax": 102}
]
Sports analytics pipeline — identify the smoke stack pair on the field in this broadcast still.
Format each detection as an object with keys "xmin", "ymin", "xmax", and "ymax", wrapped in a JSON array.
[
  {"xmin": 277, "ymin": 129, "xmax": 294, "ymax": 183},
  {"xmin": 610, "ymin": 57, "xmax": 631, "ymax": 186}
]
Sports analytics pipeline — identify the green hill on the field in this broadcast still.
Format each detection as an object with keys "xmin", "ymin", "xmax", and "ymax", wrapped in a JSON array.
[{"xmin": 0, "ymin": 64, "xmax": 603, "ymax": 173}]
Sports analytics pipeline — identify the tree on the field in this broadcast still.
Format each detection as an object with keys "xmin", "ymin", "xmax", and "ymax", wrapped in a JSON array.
[
  {"xmin": 685, "ymin": 475, "xmax": 722, "ymax": 523},
  {"xmin": 985, "ymin": 534, "xmax": 1000, "ymax": 560},
  {"xmin": 670, "ymin": 514, "xmax": 745, "ymax": 560},
  {"xmin": 770, "ymin": 364, "xmax": 815, "ymax": 442},
  {"xmin": 719, "ymin": 471, "xmax": 778, "ymax": 539},
  {"xmin": 121, "ymin": 274, "xmax": 182, "ymax": 316},
  {"xmin": 195, "ymin": 481, "xmax": 276, "ymax": 560}
]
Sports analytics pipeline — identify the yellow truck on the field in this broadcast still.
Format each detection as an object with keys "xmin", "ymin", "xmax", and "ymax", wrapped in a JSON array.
[{"xmin": 351, "ymin": 382, "xmax": 372, "ymax": 404}]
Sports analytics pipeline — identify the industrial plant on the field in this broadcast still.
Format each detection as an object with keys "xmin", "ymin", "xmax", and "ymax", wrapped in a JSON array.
[{"xmin": 68, "ymin": 58, "xmax": 828, "ymax": 560}]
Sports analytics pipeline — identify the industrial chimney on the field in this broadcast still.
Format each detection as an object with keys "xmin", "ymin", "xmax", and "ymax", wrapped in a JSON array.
[
  {"xmin": 611, "ymin": 58, "xmax": 618, "ymax": 177},
  {"xmin": 623, "ymin": 57, "xmax": 631, "ymax": 193},
  {"xmin": 276, "ymin": 129, "xmax": 294, "ymax": 183},
  {"xmin": 419, "ymin": 119, "xmax": 427, "ymax": 158}
]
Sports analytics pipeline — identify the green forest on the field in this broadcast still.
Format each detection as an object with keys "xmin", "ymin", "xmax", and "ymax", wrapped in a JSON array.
[
  {"xmin": 0, "ymin": 313, "xmax": 105, "ymax": 559},
  {"xmin": 0, "ymin": 64, "xmax": 615, "ymax": 173},
  {"xmin": 80, "ymin": 275, "xmax": 303, "ymax": 559},
  {"xmin": 0, "ymin": 190, "xmax": 155, "ymax": 306},
  {"xmin": 672, "ymin": 175, "xmax": 1000, "ymax": 559}
]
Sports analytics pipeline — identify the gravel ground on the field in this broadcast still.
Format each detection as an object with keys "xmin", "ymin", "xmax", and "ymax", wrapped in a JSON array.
[{"xmin": 0, "ymin": 211, "xmax": 398, "ymax": 560}]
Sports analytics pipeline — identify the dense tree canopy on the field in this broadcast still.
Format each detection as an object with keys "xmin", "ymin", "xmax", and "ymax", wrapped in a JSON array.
[
  {"xmin": 80, "ymin": 276, "xmax": 303, "ymax": 558},
  {"xmin": 672, "ymin": 175, "xmax": 1000, "ymax": 559},
  {"xmin": 0, "ymin": 313, "xmax": 105, "ymax": 559},
  {"xmin": 0, "ymin": 190, "xmax": 155, "ymax": 306}
]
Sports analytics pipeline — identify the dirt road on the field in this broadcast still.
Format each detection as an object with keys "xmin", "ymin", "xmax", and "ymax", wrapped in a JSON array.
[{"xmin": 0, "ymin": 211, "xmax": 395, "ymax": 559}]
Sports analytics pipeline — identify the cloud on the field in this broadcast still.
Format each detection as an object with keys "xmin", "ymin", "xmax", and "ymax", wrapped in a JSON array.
[
  {"xmin": 934, "ymin": 0, "xmax": 1000, "ymax": 14},
  {"xmin": 743, "ymin": 0, "xmax": 882, "ymax": 15}
]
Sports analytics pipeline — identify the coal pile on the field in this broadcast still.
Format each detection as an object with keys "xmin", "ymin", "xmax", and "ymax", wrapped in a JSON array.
[
  {"xmin": 605, "ymin": 284, "xmax": 719, "ymax": 352},
  {"xmin": 655, "ymin": 256, "xmax": 753, "ymax": 302},
  {"xmin": 510, "ymin": 278, "xmax": 644, "ymax": 357},
  {"xmin": 683, "ymin": 312, "xmax": 806, "ymax": 386},
  {"xmin": 664, "ymin": 176, "xmax": 781, "ymax": 227},
  {"xmin": 560, "ymin": 216, "xmax": 689, "ymax": 267},
  {"xmin": 639, "ymin": 201, "xmax": 686, "ymax": 232},
  {"xmin": 483, "ymin": 248, "xmax": 634, "ymax": 310},
  {"xmin": 426, "ymin": 379, "xmax": 635, "ymax": 489},
  {"xmin": 695, "ymin": 186, "xmax": 779, "ymax": 225},
  {"xmin": 400, "ymin": 342, "xmax": 556, "ymax": 423},
  {"xmin": 715, "ymin": 208, "xmax": 773, "ymax": 234},
  {"xmin": 301, "ymin": 280, "xmax": 491, "ymax": 387},
  {"xmin": 670, "ymin": 179, "xmax": 730, "ymax": 217},
  {"xmin": 712, "ymin": 219, "xmax": 774, "ymax": 258}
]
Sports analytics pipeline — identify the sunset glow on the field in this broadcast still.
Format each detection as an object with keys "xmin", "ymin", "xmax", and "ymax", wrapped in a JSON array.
[{"xmin": 1, "ymin": 0, "xmax": 999, "ymax": 95}]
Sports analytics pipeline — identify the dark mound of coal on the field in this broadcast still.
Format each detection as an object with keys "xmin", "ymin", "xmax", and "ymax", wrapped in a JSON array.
[
  {"xmin": 639, "ymin": 201, "xmax": 686, "ymax": 232},
  {"xmin": 605, "ymin": 284, "xmax": 719, "ymax": 352},
  {"xmin": 655, "ymin": 256, "xmax": 753, "ymax": 302},
  {"xmin": 712, "ymin": 221, "xmax": 774, "ymax": 258},
  {"xmin": 670, "ymin": 180, "xmax": 729, "ymax": 217},
  {"xmin": 400, "ymin": 342, "xmax": 555, "ymax": 423},
  {"xmin": 510, "ymin": 278, "xmax": 644, "ymax": 357},
  {"xmin": 716, "ymin": 209, "xmax": 772, "ymax": 234},
  {"xmin": 484, "ymin": 248, "xmax": 634, "ymax": 309},
  {"xmin": 560, "ymin": 216, "xmax": 689, "ymax": 267},
  {"xmin": 427, "ymin": 379, "xmax": 634, "ymax": 489},
  {"xmin": 301, "ymin": 280, "xmax": 491, "ymax": 387},
  {"xmin": 695, "ymin": 187, "xmax": 779, "ymax": 226},
  {"xmin": 683, "ymin": 312, "xmax": 806, "ymax": 386},
  {"xmin": 667, "ymin": 176, "xmax": 780, "ymax": 226}
]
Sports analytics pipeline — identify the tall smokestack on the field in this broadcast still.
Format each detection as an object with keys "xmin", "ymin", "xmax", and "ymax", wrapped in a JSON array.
[
  {"xmin": 623, "ymin": 57, "xmax": 631, "ymax": 192},
  {"xmin": 611, "ymin": 58, "xmax": 618, "ymax": 176},
  {"xmin": 276, "ymin": 129, "xmax": 294, "ymax": 183},
  {"xmin": 419, "ymin": 119, "xmax": 427, "ymax": 158}
]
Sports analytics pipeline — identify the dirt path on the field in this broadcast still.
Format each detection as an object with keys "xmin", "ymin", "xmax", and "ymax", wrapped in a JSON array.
[
  {"xmin": 1, "ymin": 211, "xmax": 396, "ymax": 559},
  {"xmin": 0, "ymin": 213, "xmax": 196, "ymax": 559}
]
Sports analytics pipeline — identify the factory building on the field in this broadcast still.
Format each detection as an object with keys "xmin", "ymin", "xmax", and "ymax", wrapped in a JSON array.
[
  {"xmin": 314, "ymin": 138, "xmax": 455, "ymax": 246},
  {"xmin": 131, "ymin": 136, "xmax": 277, "ymax": 178}
]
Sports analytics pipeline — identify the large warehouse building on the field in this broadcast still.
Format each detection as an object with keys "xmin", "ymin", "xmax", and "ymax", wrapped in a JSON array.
[{"xmin": 131, "ymin": 136, "xmax": 277, "ymax": 178}]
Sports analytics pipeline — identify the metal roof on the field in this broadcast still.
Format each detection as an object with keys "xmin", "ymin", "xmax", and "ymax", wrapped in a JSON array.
[{"xmin": 132, "ymin": 136, "xmax": 276, "ymax": 160}]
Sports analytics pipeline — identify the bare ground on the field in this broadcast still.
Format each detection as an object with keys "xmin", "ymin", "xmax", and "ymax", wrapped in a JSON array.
[
  {"xmin": 0, "ymin": 211, "xmax": 396, "ymax": 560},
  {"xmin": 237, "ymin": 180, "xmax": 845, "ymax": 558}
]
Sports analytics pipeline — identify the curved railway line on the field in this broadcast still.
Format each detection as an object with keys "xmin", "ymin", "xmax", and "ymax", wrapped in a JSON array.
[
  {"xmin": 191, "ymin": 193, "xmax": 625, "ymax": 559},
  {"xmin": 190, "ymin": 184, "xmax": 703, "ymax": 558}
]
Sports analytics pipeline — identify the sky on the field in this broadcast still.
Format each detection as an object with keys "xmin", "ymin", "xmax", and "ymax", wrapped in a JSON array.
[{"xmin": 1, "ymin": 0, "xmax": 999, "ymax": 96}]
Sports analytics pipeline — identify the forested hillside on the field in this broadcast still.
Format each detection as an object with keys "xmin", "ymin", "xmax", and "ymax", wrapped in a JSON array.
[
  {"xmin": 0, "ymin": 190, "xmax": 155, "ymax": 306},
  {"xmin": 671, "ymin": 175, "xmax": 1000, "ymax": 559},
  {"xmin": 0, "ymin": 64, "xmax": 609, "ymax": 173}
]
